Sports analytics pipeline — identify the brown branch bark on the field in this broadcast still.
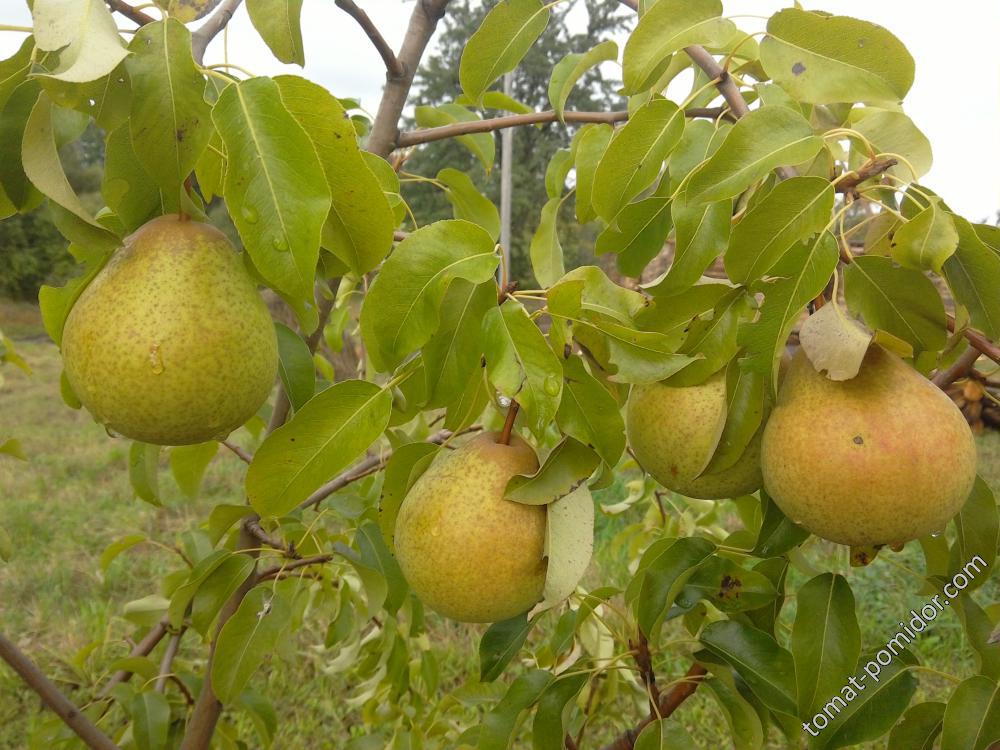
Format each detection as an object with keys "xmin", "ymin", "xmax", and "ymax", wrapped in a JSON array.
[
  {"xmin": 105, "ymin": 0, "xmax": 155, "ymax": 25},
  {"xmin": 335, "ymin": 0, "xmax": 404, "ymax": 78},
  {"xmin": 257, "ymin": 553, "xmax": 336, "ymax": 581},
  {"xmin": 191, "ymin": 0, "xmax": 244, "ymax": 64},
  {"xmin": 932, "ymin": 346, "xmax": 981, "ymax": 388},
  {"xmin": 221, "ymin": 440, "xmax": 252, "ymax": 464},
  {"xmin": 0, "ymin": 633, "xmax": 120, "ymax": 750},
  {"xmin": 948, "ymin": 316, "xmax": 1000, "ymax": 366},
  {"xmin": 98, "ymin": 618, "xmax": 169, "ymax": 697},
  {"xmin": 498, "ymin": 401, "xmax": 519, "ymax": 445},
  {"xmin": 154, "ymin": 630, "xmax": 183, "ymax": 693},
  {"xmin": 836, "ymin": 158, "xmax": 899, "ymax": 195},
  {"xmin": 600, "ymin": 663, "xmax": 708, "ymax": 750},
  {"xmin": 243, "ymin": 517, "xmax": 295, "ymax": 556},
  {"xmin": 366, "ymin": 0, "xmax": 452, "ymax": 158}
]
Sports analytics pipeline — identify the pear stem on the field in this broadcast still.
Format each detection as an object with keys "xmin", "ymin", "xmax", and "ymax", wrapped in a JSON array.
[{"xmin": 499, "ymin": 401, "xmax": 519, "ymax": 445}]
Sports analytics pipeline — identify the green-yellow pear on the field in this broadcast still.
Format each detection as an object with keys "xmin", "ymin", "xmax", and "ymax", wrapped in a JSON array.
[
  {"xmin": 761, "ymin": 346, "xmax": 977, "ymax": 546},
  {"xmin": 61, "ymin": 215, "xmax": 278, "ymax": 446},
  {"xmin": 393, "ymin": 432, "xmax": 547, "ymax": 623},
  {"xmin": 626, "ymin": 370, "xmax": 764, "ymax": 499}
]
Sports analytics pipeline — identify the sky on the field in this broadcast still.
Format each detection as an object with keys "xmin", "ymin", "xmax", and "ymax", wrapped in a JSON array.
[{"xmin": 2, "ymin": 0, "xmax": 998, "ymax": 220}]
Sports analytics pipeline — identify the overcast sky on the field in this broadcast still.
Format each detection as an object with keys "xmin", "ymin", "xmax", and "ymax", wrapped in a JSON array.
[{"xmin": 3, "ymin": 0, "xmax": 998, "ymax": 220}]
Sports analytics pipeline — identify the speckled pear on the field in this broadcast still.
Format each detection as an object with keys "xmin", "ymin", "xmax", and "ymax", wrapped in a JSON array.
[
  {"xmin": 625, "ymin": 371, "xmax": 764, "ymax": 499},
  {"xmin": 393, "ymin": 432, "xmax": 547, "ymax": 623},
  {"xmin": 761, "ymin": 346, "xmax": 977, "ymax": 546},
  {"xmin": 61, "ymin": 215, "xmax": 278, "ymax": 446}
]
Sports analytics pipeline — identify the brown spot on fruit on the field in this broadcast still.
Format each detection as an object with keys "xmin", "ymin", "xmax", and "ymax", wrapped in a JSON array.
[{"xmin": 853, "ymin": 435, "xmax": 864, "ymax": 445}]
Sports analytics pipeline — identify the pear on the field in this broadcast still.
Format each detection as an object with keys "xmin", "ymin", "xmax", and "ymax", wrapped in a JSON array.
[
  {"xmin": 61, "ymin": 215, "xmax": 278, "ymax": 446},
  {"xmin": 761, "ymin": 346, "xmax": 977, "ymax": 546},
  {"xmin": 393, "ymin": 432, "xmax": 547, "ymax": 623},
  {"xmin": 625, "ymin": 370, "xmax": 764, "ymax": 499}
]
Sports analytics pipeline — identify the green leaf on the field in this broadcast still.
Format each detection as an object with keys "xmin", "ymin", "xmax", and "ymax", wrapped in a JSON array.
[
  {"xmin": 549, "ymin": 40, "xmax": 618, "ymax": 119},
  {"xmin": 949, "ymin": 593, "xmax": 1000, "ymax": 682},
  {"xmin": 798, "ymin": 301, "xmax": 873, "ymax": 381},
  {"xmin": 529, "ymin": 197, "xmax": 565, "ymax": 287},
  {"xmin": 592, "ymin": 99, "xmax": 685, "ymax": 221},
  {"xmin": 726, "ymin": 176, "xmax": 834, "ymax": 284},
  {"xmin": 190, "ymin": 554, "xmax": 256, "ymax": 635},
  {"xmin": 169, "ymin": 441, "xmax": 217, "ymax": 498},
  {"xmin": 480, "ymin": 612, "xmax": 533, "ymax": 683},
  {"xmin": 274, "ymin": 322, "xmax": 315, "ymax": 412},
  {"xmin": 888, "ymin": 702, "xmax": 945, "ymax": 750},
  {"xmin": 595, "ymin": 196, "xmax": 672, "ymax": 278},
  {"xmin": 169, "ymin": 550, "xmax": 240, "ymax": 629},
  {"xmin": 130, "ymin": 691, "xmax": 170, "ymax": 750},
  {"xmin": 686, "ymin": 106, "xmax": 825, "ymax": 204},
  {"xmin": 636, "ymin": 537, "xmax": 715, "ymax": 638},
  {"xmin": 102, "ymin": 125, "xmax": 168, "ymax": 233},
  {"xmin": 213, "ymin": 76, "xmax": 331, "ymax": 301},
  {"xmin": 415, "ymin": 103, "xmax": 495, "ymax": 171},
  {"xmin": 246, "ymin": 380, "xmax": 392, "ymax": 517},
  {"xmin": 212, "ymin": 587, "xmax": 292, "ymax": 704},
  {"xmin": 849, "ymin": 108, "xmax": 932, "ymax": 179},
  {"xmin": 378, "ymin": 441, "xmax": 440, "ymax": 551},
  {"xmin": 700, "ymin": 619, "xmax": 797, "ymax": 715},
  {"xmin": 247, "ymin": 0, "xmax": 304, "ymax": 65},
  {"xmin": 943, "ymin": 215, "xmax": 1000, "ymax": 340},
  {"xmin": 544, "ymin": 148, "xmax": 573, "ymax": 200},
  {"xmin": 127, "ymin": 20, "xmax": 212, "ymax": 197},
  {"xmin": 275, "ymin": 75, "xmax": 395, "ymax": 275},
  {"xmin": 22, "ymin": 93, "xmax": 117, "ymax": 242},
  {"xmin": 739, "ymin": 232, "xmax": 839, "ymax": 390},
  {"xmin": 760, "ymin": 9, "xmax": 914, "ymax": 104},
  {"xmin": 948, "ymin": 476, "xmax": 997, "ymax": 593},
  {"xmin": 843, "ymin": 255, "xmax": 947, "ymax": 354},
  {"xmin": 459, "ymin": 0, "xmax": 550, "ymax": 104},
  {"xmin": 477, "ymin": 669, "xmax": 552, "ymax": 750},
  {"xmin": 702, "ymin": 360, "xmax": 765, "ymax": 475},
  {"xmin": 667, "ymin": 286, "xmax": 748, "ymax": 387},
  {"xmin": 555, "ymin": 355, "xmax": 626, "ymax": 468},
  {"xmin": 573, "ymin": 124, "xmax": 613, "ymax": 223},
  {"xmin": 39, "ymin": 244, "xmax": 112, "ymax": 346},
  {"xmin": 0, "ymin": 526, "xmax": 11, "ymax": 562},
  {"xmin": 890, "ymin": 199, "xmax": 958, "ymax": 273},
  {"xmin": 531, "ymin": 673, "xmax": 588, "ymax": 750},
  {"xmin": 99, "ymin": 534, "xmax": 146, "ymax": 573},
  {"xmin": 129, "ymin": 442, "xmax": 160, "ymax": 506},
  {"xmin": 793, "ymin": 573, "xmax": 861, "ymax": 716},
  {"xmin": 541, "ymin": 485, "xmax": 594, "ymax": 607},
  {"xmin": 704, "ymin": 669, "xmax": 767, "ymax": 750},
  {"xmin": 360, "ymin": 220, "xmax": 498, "ymax": 372},
  {"xmin": 32, "ymin": 0, "xmax": 127, "ymax": 83},
  {"xmin": 753, "ymin": 491, "xmax": 809, "ymax": 557},
  {"xmin": 941, "ymin": 675, "xmax": 1000, "ymax": 750},
  {"xmin": 677, "ymin": 555, "xmax": 777, "ymax": 613},
  {"xmin": 506, "ymin": 438, "xmax": 599, "ymax": 505},
  {"xmin": 592, "ymin": 318, "xmax": 696, "ymax": 385},
  {"xmin": 356, "ymin": 521, "xmax": 408, "ymax": 615},
  {"xmin": 549, "ymin": 266, "xmax": 649, "ymax": 324},
  {"xmin": 623, "ymin": 0, "xmax": 736, "ymax": 94},
  {"xmin": 436, "ymin": 167, "xmax": 501, "ymax": 240},
  {"xmin": 656, "ymin": 197, "xmax": 732, "ymax": 294},
  {"xmin": 482, "ymin": 299, "xmax": 563, "ymax": 435},
  {"xmin": 634, "ymin": 719, "xmax": 698, "ymax": 750},
  {"xmin": 0, "ymin": 81, "xmax": 43, "ymax": 213}
]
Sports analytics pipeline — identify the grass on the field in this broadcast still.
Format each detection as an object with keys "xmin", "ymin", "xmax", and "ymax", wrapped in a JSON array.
[{"xmin": 1, "ymin": 333, "xmax": 998, "ymax": 749}]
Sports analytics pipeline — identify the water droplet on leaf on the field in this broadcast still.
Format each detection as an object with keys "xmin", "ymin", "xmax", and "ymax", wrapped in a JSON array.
[
  {"xmin": 273, "ymin": 236, "xmax": 289, "ymax": 252},
  {"xmin": 544, "ymin": 374, "xmax": 561, "ymax": 396},
  {"xmin": 241, "ymin": 206, "xmax": 259, "ymax": 224}
]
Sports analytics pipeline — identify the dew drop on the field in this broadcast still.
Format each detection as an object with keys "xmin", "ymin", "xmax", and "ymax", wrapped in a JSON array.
[
  {"xmin": 272, "ymin": 236, "xmax": 289, "ymax": 252},
  {"xmin": 543, "ymin": 374, "xmax": 561, "ymax": 396},
  {"xmin": 88, "ymin": 98, "xmax": 96, "ymax": 107},
  {"xmin": 241, "ymin": 206, "xmax": 259, "ymax": 224},
  {"xmin": 104, "ymin": 425, "xmax": 121, "ymax": 439},
  {"xmin": 149, "ymin": 342, "xmax": 164, "ymax": 374}
]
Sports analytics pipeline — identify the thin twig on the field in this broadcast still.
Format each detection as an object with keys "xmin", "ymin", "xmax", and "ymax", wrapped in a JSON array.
[
  {"xmin": 243, "ymin": 517, "xmax": 295, "ymax": 557},
  {"xmin": 835, "ymin": 158, "xmax": 899, "ymax": 195},
  {"xmin": 98, "ymin": 618, "xmax": 169, "ymax": 697},
  {"xmin": 257, "ymin": 553, "xmax": 336, "ymax": 581},
  {"xmin": 221, "ymin": 440, "xmax": 252, "ymax": 464},
  {"xmin": 932, "ymin": 346, "xmax": 981, "ymax": 388},
  {"xmin": 191, "ymin": 0, "xmax": 244, "ymax": 64},
  {"xmin": 335, "ymin": 0, "xmax": 404, "ymax": 77},
  {"xmin": 154, "ymin": 630, "xmax": 183, "ymax": 693},
  {"xmin": 105, "ymin": 0, "xmax": 155, "ymax": 25},
  {"xmin": 0, "ymin": 633, "xmax": 120, "ymax": 750},
  {"xmin": 499, "ymin": 401, "xmax": 519, "ymax": 446},
  {"xmin": 948, "ymin": 317, "xmax": 1000, "ymax": 366}
]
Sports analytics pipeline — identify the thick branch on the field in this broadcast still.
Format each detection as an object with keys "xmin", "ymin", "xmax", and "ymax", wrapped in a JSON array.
[
  {"xmin": 191, "ymin": 0, "xmax": 244, "ymax": 64},
  {"xmin": 0, "ymin": 633, "xmax": 120, "ymax": 750},
  {"xmin": 105, "ymin": 0, "xmax": 155, "ymax": 25},
  {"xmin": 335, "ymin": 0, "xmax": 404, "ymax": 78},
  {"xmin": 932, "ymin": 346, "xmax": 981, "ymax": 388},
  {"xmin": 396, "ymin": 107, "xmax": 732, "ymax": 148},
  {"xmin": 600, "ymin": 663, "xmax": 708, "ymax": 750},
  {"xmin": 366, "ymin": 0, "xmax": 452, "ymax": 158}
]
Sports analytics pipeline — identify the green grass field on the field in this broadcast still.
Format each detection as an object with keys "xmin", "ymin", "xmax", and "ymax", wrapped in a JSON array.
[{"xmin": 2, "ymin": 307, "xmax": 999, "ymax": 749}]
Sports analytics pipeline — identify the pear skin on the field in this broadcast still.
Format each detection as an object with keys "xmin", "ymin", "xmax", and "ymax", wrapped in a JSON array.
[
  {"xmin": 393, "ymin": 432, "xmax": 547, "ymax": 623},
  {"xmin": 761, "ymin": 346, "xmax": 977, "ymax": 546},
  {"xmin": 62, "ymin": 215, "xmax": 278, "ymax": 445},
  {"xmin": 626, "ymin": 371, "xmax": 764, "ymax": 500}
]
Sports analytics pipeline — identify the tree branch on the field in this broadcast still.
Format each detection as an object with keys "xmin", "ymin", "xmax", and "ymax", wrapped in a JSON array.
[
  {"xmin": 600, "ymin": 663, "xmax": 708, "ymax": 750},
  {"xmin": 836, "ymin": 158, "xmax": 898, "ymax": 195},
  {"xmin": 222, "ymin": 440, "xmax": 252, "ymax": 464},
  {"xmin": 105, "ymin": 0, "xmax": 155, "ymax": 26},
  {"xmin": 950, "ymin": 317, "xmax": 1000, "ymax": 366},
  {"xmin": 243, "ymin": 517, "xmax": 295, "ymax": 556},
  {"xmin": 98, "ymin": 618, "xmax": 169, "ymax": 697},
  {"xmin": 0, "ymin": 633, "xmax": 120, "ymax": 750},
  {"xmin": 366, "ymin": 0, "xmax": 452, "ymax": 158},
  {"xmin": 191, "ymin": 0, "xmax": 244, "ymax": 64},
  {"xmin": 395, "ymin": 107, "xmax": 732, "ymax": 148},
  {"xmin": 154, "ymin": 630, "xmax": 183, "ymax": 693},
  {"xmin": 257, "ymin": 553, "xmax": 336, "ymax": 581},
  {"xmin": 335, "ymin": 0, "xmax": 404, "ymax": 78}
]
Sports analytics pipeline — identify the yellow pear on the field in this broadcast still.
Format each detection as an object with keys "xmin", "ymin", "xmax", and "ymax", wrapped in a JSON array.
[
  {"xmin": 393, "ymin": 432, "xmax": 547, "ymax": 623},
  {"xmin": 61, "ymin": 215, "xmax": 278, "ymax": 446},
  {"xmin": 626, "ymin": 370, "xmax": 764, "ymax": 499},
  {"xmin": 761, "ymin": 346, "xmax": 977, "ymax": 546}
]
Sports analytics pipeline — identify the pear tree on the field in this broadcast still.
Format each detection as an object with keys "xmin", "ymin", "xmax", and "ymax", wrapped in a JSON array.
[{"xmin": 1, "ymin": 0, "xmax": 1000, "ymax": 748}]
